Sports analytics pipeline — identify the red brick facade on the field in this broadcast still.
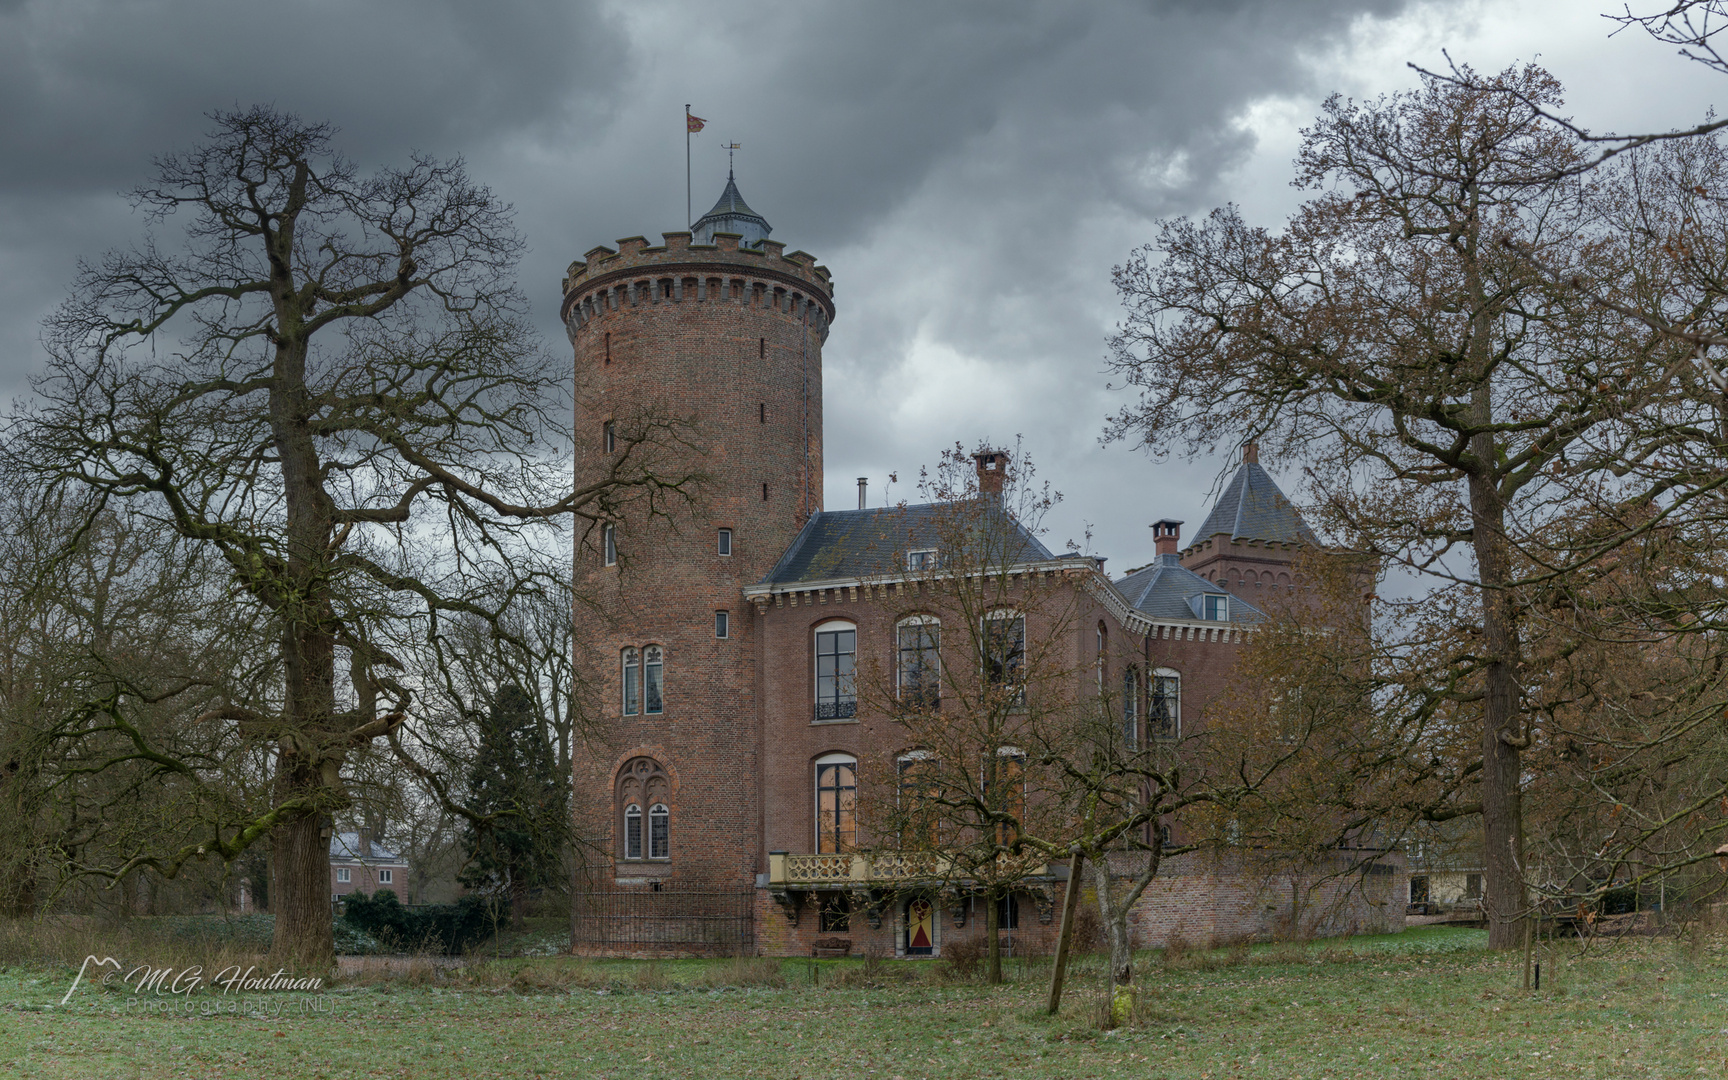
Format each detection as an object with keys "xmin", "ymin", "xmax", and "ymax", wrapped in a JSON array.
[{"xmin": 563, "ymin": 209, "xmax": 1401, "ymax": 958}]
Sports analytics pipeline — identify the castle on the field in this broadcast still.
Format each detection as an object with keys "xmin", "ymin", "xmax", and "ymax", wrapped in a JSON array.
[{"xmin": 561, "ymin": 176, "xmax": 1404, "ymax": 956}]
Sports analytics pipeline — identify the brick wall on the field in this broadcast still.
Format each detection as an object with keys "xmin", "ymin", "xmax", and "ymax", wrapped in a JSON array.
[{"xmin": 567, "ymin": 231, "xmax": 834, "ymax": 896}]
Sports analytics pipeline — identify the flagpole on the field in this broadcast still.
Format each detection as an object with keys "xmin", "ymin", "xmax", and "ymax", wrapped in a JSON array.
[{"xmin": 685, "ymin": 104, "xmax": 692, "ymax": 229}]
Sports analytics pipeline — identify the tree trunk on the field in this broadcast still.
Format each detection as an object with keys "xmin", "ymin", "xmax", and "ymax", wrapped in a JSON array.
[
  {"xmin": 1470, "ymin": 461, "xmax": 1525, "ymax": 950},
  {"xmin": 985, "ymin": 890, "xmax": 1002, "ymax": 985},
  {"xmin": 269, "ymin": 807, "xmax": 334, "ymax": 968},
  {"xmin": 1090, "ymin": 857, "xmax": 1133, "ymax": 987}
]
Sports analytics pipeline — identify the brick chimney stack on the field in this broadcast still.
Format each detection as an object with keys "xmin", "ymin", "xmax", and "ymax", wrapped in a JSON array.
[
  {"xmin": 1152, "ymin": 519, "xmax": 1183, "ymax": 557},
  {"xmin": 1243, "ymin": 439, "xmax": 1259, "ymax": 465},
  {"xmin": 972, "ymin": 449, "xmax": 1008, "ymax": 497}
]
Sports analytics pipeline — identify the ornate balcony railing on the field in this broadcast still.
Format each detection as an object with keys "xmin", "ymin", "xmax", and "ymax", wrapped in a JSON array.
[{"xmin": 768, "ymin": 851, "xmax": 1048, "ymax": 887}]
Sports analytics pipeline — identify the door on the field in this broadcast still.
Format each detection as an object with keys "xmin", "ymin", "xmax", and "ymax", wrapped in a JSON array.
[{"xmin": 906, "ymin": 897, "xmax": 934, "ymax": 956}]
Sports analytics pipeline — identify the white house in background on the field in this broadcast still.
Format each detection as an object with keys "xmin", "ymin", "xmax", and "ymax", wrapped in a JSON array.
[{"xmin": 329, "ymin": 830, "xmax": 410, "ymax": 902}]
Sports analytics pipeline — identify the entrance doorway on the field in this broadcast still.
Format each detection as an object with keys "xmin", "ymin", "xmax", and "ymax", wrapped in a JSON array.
[{"xmin": 905, "ymin": 897, "xmax": 934, "ymax": 956}]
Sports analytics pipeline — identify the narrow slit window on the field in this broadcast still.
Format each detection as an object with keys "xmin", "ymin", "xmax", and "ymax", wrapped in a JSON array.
[
  {"xmin": 715, "ymin": 610, "xmax": 730, "ymax": 639},
  {"xmin": 759, "ymin": 337, "xmax": 766, "ymax": 359},
  {"xmin": 603, "ymin": 421, "xmax": 616, "ymax": 453},
  {"xmin": 718, "ymin": 528, "xmax": 732, "ymax": 556},
  {"xmin": 604, "ymin": 331, "xmax": 611, "ymax": 364},
  {"xmin": 759, "ymin": 402, "xmax": 766, "ymax": 424},
  {"xmin": 603, "ymin": 523, "xmax": 617, "ymax": 566},
  {"xmin": 762, "ymin": 482, "xmax": 769, "ymax": 501}
]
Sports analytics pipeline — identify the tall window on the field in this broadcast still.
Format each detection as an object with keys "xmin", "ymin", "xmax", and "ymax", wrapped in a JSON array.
[
  {"xmin": 618, "ymin": 757, "xmax": 669, "ymax": 861},
  {"xmin": 643, "ymin": 645, "xmax": 664, "ymax": 715},
  {"xmin": 603, "ymin": 420, "xmax": 616, "ymax": 453},
  {"xmin": 1150, "ymin": 669, "xmax": 1180, "ymax": 739},
  {"xmin": 621, "ymin": 648, "xmax": 640, "ymax": 716},
  {"xmin": 1095, "ymin": 622, "xmax": 1107, "ymax": 691},
  {"xmin": 897, "ymin": 750, "xmax": 939, "ymax": 849},
  {"xmin": 897, "ymin": 617, "xmax": 941, "ymax": 708},
  {"xmin": 648, "ymin": 804, "xmax": 670, "ymax": 860},
  {"xmin": 1123, "ymin": 666, "xmax": 1140, "ymax": 748},
  {"xmin": 989, "ymin": 747, "xmax": 1026, "ymax": 846},
  {"xmin": 715, "ymin": 610, "xmax": 730, "ymax": 639},
  {"xmin": 983, "ymin": 612, "xmax": 1025, "ymax": 691},
  {"xmin": 815, "ymin": 754, "xmax": 858, "ymax": 853},
  {"xmin": 814, "ymin": 622, "xmax": 857, "ymax": 720},
  {"xmin": 603, "ymin": 523, "xmax": 617, "ymax": 566},
  {"xmin": 624, "ymin": 804, "xmax": 643, "ymax": 859},
  {"xmin": 717, "ymin": 528, "xmax": 732, "ymax": 556}
]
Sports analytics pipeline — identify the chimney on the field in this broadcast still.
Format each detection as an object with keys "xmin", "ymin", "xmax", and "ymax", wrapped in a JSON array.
[
  {"xmin": 1242, "ymin": 439, "xmax": 1259, "ymax": 465},
  {"xmin": 357, "ymin": 826, "xmax": 373, "ymax": 861},
  {"xmin": 972, "ymin": 449, "xmax": 1008, "ymax": 497},
  {"xmin": 857, "ymin": 477, "xmax": 868, "ymax": 509},
  {"xmin": 1152, "ymin": 519, "xmax": 1183, "ymax": 558}
]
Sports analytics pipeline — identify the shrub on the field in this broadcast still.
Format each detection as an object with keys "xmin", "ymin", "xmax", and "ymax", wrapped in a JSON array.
[{"xmin": 341, "ymin": 890, "xmax": 503, "ymax": 954}]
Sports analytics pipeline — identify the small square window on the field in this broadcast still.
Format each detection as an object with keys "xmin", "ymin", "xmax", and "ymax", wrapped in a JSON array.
[
  {"xmin": 603, "ymin": 523, "xmax": 617, "ymax": 566},
  {"xmin": 378, "ymin": 869, "xmax": 392, "ymax": 885},
  {"xmin": 1203, "ymin": 594, "xmax": 1228, "ymax": 621},
  {"xmin": 718, "ymin": 528, "xmax": 732, "ymax": 556},
  {"xmin": 336, "ymin": 868, "xmax": 350, "ymax": 883},
  {"xmin": 715, "ymin": 610, "xmax": 730, "ymax": 639}
]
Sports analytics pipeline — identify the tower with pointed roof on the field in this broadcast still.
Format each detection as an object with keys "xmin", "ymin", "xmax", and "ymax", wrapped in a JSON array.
[
  {"xmin": 1179, "ymin": 441, "xmax": 1317, "ymax": 598},
  {"xmin": 692, "ymin": 171, "xmax": 773, "ymax": 248}
]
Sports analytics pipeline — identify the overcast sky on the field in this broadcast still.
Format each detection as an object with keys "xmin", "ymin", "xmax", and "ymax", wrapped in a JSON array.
[{"xmin": 0, "ymin": 0, "xmax": 1720, "ymax": 570}]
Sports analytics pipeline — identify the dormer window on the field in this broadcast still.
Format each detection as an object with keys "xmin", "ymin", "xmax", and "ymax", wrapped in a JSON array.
[
  {"xmin": 1187, "ymin": 592, "xmax": 1231, "ymax": 621},
  {"xmin": 907, "ymin": 549, "xmax": 938, "ymax": 572}
]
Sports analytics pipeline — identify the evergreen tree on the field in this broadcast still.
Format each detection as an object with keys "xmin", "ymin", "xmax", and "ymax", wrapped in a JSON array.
[{"xmin": 459, "ymin": 684, "xmax": 567, "ymax": 927}]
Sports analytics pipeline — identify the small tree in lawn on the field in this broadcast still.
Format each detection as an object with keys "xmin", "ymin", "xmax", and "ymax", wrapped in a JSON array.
[
  {"xmin": 460, "ymin": 684, "xmax": 567, "ymax": 929},
  {"xmin": 854, "ymin": 441, "xmax": 1077, "ymax": 986}
]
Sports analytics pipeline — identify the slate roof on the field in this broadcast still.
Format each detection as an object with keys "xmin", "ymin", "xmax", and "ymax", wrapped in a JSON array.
[
  {"xmin": 693, "ymin": 171, "xmax": 772, "ymax": 247},
  {"xmin": 1191, "ymin": 462, "xmax": 1318, "ymax": 546},
  {"xmin": 329, "ymin": 832, "xmax": 405, "ymax": 864},
  {"xmin": 1112, "ymin": 554, "xmax": 1266, "ymax": 624},
  {"xmin": 759, "ymin": 502, "xmax": 1056, "ymax": 586}
]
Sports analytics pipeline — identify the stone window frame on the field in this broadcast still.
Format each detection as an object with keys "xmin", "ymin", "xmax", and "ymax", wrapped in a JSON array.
[
  {"xmin": 895, "ymin": 615, "xmax": 941, "ymax": 708},
  {"xmin": 814, "ymin": 751, "xmax": 858, "ymax": 854},
  {"xmin": 617, "ymin": 757, "xmax": 671, "ymax": 862},
  {"xmin": 813, "ymin": 619, "xmax": 858, "ymax": 722},
  {"xmin": 1150, "ymin": 667, "xmax": 1181, "ymax": 740}
]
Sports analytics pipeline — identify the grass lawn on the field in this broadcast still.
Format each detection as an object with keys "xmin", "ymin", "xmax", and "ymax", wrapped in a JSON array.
[{"xmin": 3, "ymin": 926, "xmax": 1724, "ymax": 1078}]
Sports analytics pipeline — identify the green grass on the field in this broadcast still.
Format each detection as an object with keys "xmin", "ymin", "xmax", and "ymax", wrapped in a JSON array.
[{"xmin": 2, "ymin": 925, "xmax": 1722, "ymax": 1078}]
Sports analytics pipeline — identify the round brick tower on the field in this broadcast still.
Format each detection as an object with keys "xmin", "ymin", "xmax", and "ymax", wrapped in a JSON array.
[{"xmin": 562, "ymin": 184, "xmax": 834, "ymax": 905}]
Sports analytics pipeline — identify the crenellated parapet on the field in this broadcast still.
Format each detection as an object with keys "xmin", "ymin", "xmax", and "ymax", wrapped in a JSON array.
[{"xmin": 560, "ymin": 231, "xmax": 835, "ymax": 344}]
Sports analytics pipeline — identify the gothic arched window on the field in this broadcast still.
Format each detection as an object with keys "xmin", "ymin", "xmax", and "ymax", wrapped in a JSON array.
[{"xmin": 617, "ymin": 757, "xmax": 670, "ymax": 861}]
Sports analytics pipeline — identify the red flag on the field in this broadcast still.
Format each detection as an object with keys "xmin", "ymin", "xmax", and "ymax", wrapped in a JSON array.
[{"xmin": 687, "ymin": 113, "xmax": 706, "ymax": 133}]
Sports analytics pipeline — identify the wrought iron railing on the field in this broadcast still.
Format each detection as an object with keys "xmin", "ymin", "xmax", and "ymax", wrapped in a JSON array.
[
  {"xmin": 814, "ymin": 699, "xmax": 857, "ymax": 721},
  {"xmin": 571, "ymin": 889, "xmax": 755, "ymax": 952}
]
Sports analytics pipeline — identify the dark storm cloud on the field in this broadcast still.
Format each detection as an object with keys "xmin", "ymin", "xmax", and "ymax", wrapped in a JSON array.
[{"xmin": 0, "ymin": 0, "xmax": 1417, "ymax": 567}]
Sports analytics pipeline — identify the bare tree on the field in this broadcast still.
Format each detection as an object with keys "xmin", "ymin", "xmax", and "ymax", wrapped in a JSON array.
[
  {"xmin": 1104, "ymin": 65, "xmax": 1703, "ymax": 947},
  {"xmin": 5, "ymin": 108, "xmax": 696, "ymax": 964}
]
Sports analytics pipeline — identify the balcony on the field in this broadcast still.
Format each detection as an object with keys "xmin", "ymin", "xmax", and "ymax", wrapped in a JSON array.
[{"xmin": 767, "ymin": 850, "xmax": 1051, "ymax": 888}]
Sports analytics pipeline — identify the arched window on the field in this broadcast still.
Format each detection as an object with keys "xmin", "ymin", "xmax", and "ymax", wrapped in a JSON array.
[
  {"xmin": 814, "ymin": 752, "xmax": 858, "ymax": 853},
  {"xmin": 603, "ymin": 420, "xmax": 616, "ymax": 453},
  {"xmin": 1123, "ymin": 665, "xmax": 1140, "ymax": 748},
  {"xmin": 1150, "ymin": 668, "xmax": 1180, "ymax": 740},
  {"xmin": 814, "ymin": 620, "xmax": 857, "ymax": 721},
  {"xmin": 990, "ymin": 746, "xmax": 1026, "ymax": 845},
  {"xmin": 623, "ymin": 803, "xmax": 643, "ymax": 859},
  {"xmin": 643, "ymin": 645, "xmax": 664, "ymax": 715},
  {"xmin": 621, "ymin": 648, "xmax": 640, "ymax": 716},
  {"xmin": 897, "ymin": 616, "xmax": 940, "ymax": 708},
  {"xmin": 648, "ymin": 804, "xmax": 670, "ymax": 860},
  {"xmin": 897, "ymin": 750, "xmax": 938, "ymax": 849},
  {"xmin": 617, "ymin": 757, "xmax": 670, "ymax": 861},
  {"xmin": 982, "ymin": 611, "xmax": 1024, "ymax": 690},
  {"xmin": 603, "ymin": 523, "xmax": 617, "ymax": 566}
]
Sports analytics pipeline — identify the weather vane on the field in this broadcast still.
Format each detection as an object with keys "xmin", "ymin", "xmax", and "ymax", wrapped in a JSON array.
[{"xmin": 724, "ymin": 142, "xmax": 742, "ymax": 172}]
